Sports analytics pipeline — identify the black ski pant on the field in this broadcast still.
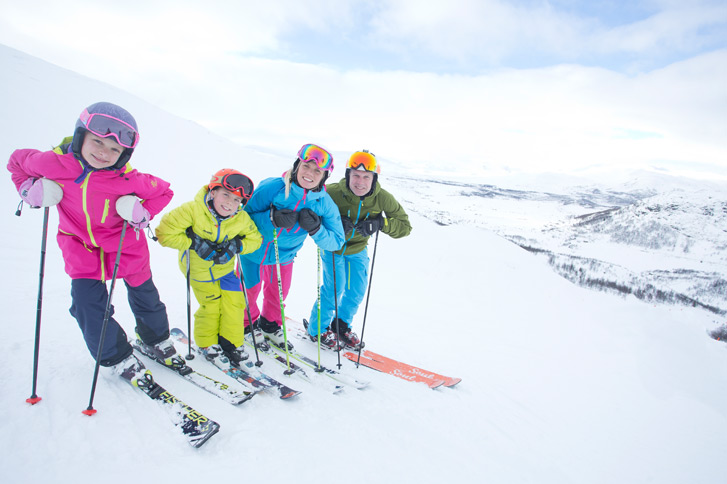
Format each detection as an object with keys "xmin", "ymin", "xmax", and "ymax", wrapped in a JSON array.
[{"xmin": 70, "ymin": 277, "xmax": 170, "ymax": 367}]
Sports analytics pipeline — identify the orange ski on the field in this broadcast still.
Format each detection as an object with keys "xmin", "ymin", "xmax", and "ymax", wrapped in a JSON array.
[{"xmin": 343, "ymin": 350, "xmax": 458, "ymax": 389}]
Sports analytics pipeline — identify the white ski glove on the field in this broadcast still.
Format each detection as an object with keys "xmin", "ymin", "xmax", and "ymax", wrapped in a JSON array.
[
  {"xmin": 18, "ymin": 178, "xmax": 63, "ymax": 208},
  {"xmin": 116, "ymin": 195, "xmax": 151, "ymax": 229}
]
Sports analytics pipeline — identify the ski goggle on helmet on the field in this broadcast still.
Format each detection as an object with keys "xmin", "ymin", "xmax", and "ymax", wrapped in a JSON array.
[
  {"xmin": 209, "ymin": 169, "xmax": 255, "ymax": 203},
  {"xmin": 347, "ymin": 150, "xmax": 381, "ymax": 174},
  {"xmin": 297, "ymin": 144, "xmax": 334, "ymax": 171},
  {"xmin": 79, "ymin": 108, "xmax": 140, "ymax": 148}
]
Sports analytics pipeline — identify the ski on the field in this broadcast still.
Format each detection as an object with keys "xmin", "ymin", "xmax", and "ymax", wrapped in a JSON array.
[
  {"xmin": 170, "ymin": 328, "xmax": 301, "ymax": 400},
  {"xmin": 263, "ymin": 341, "xmax": 350, "ymax": 393},
  {"xmin": 289, "ymin": 317, "xmax": 458, "ymax": 389},
  {"xmin": 342, "ymin": 350, "xmax": 444, "ymax": 389},
  {"xmin": 273, "ymin": 342, "xmax": 369, "ymax": 389},
  {"xmin": 355, "ymin": 350, "xmax": 460, "ymax": 387},
  {"xmin": 245, "ymin": 340, "xmax": 343, "ymax": 393},
  {"xmin": 245, "ymin": 335, "xmax": 345, "ymax": 394},
  {"xmin": 238, "ymin": 359, "xmax": 302, "ymax": 400},
  {"xmin": 343, "ymin": 349, "xmax": 461, "ymax": 389},
  {"xmin": 132, "ymin": 339, "xmax": 255, "ymax": 406},
  {"xmin": 246, "ymin": 340, "xmax": 310, "ymax": 379},
  {"xmin": 282, "ymin": 326, "xmax": 370, "ymax": 389},
  {"xmin": 126, "ymin": 371, "xmax": 220, "ymax": 448}
]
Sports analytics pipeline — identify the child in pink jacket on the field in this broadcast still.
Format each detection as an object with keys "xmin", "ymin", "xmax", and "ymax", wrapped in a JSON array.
[{"xmin": 8, "ymin": 102, "xmax": 181, "ymax": 385}]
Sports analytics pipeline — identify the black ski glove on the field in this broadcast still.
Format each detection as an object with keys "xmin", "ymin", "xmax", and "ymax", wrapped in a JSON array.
[
  {"xmin": 355, "ymin": 213, "xmax": 385, "ymax": 237},
  {"xmin": 270, "ymin": 206, "xmax": 298, "ymax": 229},
  {"xmin": 298, "ymin": 208, "xmax": 321, "ymax": 236},
  {"xmin": 341, "ymin": 216, "xmax": 354, "ymax": 234},
  {"xmin": 212, "ymin": 236, "xmax": 244, "ymax": 265},
  {"xmin": 186, "ymin": 227, "xmax": 218, "ymax": 261}
]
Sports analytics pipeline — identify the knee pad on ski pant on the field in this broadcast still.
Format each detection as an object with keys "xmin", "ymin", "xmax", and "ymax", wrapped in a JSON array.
[
  {"xmin": 190, "ymin": 272, "xmax": 245, "ymax": 348},
  {"xmin": 260, "ymin": 261, "xmax": 293, "ymax": 325},
  {"xmin": 125, "ymin": 277, "xmax": 170, "ymax": 346},
  {"xmin": 309, "ymin": 250, "xmax": 345, "ymax": 335},
  {"xmin": 240, "ymin": 256, "xmax": 262, "ymax": 288},
  {"xmin": 190, "ymin": 280, "xmax": 222, "ymax": 348},
  {"xmin": 240, "ymin": 257, "xmax": 262, "ymax": 325},
  {"xmin": 70, "ymin": 278, "xmax": 133, "ymax": 366},
  {"xmin": 337, "ymin": 250, "xmax": 369, "ymax": 324},
  {"xmin": 219, "ymin": 271, "xmax": 245, "ymax": 347},
  {"xmin": 310, "ymin": 250, "xmax": 368, "ymax": 334}
]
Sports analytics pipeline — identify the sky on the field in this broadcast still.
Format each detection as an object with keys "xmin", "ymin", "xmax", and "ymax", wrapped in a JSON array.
[{"xmin": 1, "ymin": 0, "xmax": 726, "ymax": 180}]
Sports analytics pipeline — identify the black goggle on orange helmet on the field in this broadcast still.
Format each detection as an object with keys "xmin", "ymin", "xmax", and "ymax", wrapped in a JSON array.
[{"xmin": 208, "ymin": 169, "xmax": 254, "ymax": 203}]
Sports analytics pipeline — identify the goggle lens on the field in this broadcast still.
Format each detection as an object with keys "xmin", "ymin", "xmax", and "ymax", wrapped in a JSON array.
[
  {"xmin": 80, "ymin": 110, "xmax": 140, "ymax": 148},
  {"xmin": 347, "ymin": 151, "xmax": 379, "ymax": 173},
  {"xmin": 297, "ymin": 144, "xmax": 334, "ymax": 171},
  {"xmin": 221, "ymin": 173, "xmax": 254, "ymax": 201}
]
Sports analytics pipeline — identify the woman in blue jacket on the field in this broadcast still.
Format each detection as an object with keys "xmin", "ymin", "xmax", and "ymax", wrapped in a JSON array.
[{"xmin": 241, "ymin": 144, "xmax": 345, "ymax": 350}]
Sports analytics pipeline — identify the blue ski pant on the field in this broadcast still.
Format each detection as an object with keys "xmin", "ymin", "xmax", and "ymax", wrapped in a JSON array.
[
  {"xmin": 308, "ymin": 249, "xmax": 369, "ymax": 336},
  {"xmin": 70, "ymin": 277, "xmax": 170, "ymax": 367}
]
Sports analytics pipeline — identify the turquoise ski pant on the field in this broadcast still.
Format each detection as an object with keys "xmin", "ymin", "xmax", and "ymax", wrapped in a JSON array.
[{"xmin": 308, "ymin": 249, "xmax": 369, "ymax": 336}]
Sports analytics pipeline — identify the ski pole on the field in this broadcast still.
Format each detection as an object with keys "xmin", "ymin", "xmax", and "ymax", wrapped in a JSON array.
[
  {"xmin": 355, "ymin": 230, "xmax": 380, "ymax": 367},
  {"xmin": 184, "ymin": 249, "xmax": 194, "ymax": 360},
  {"xmin": 237, "ymin": 254, "xmax": 262, "ymax": 367},
  {"xmin": 332, "ymin": 252, "xmax": 342, "ymax": 369},
  {"xmin": 26, "ymin": 207, "xmax": 51, "ymax": 405},
  {"xmin": 272, "ymin": 229, "xmax": 293, "ymax": 375},
  {"xmin": 83, "ymin": 221, "xmax": 128, "ymax": 416},
  {"xmin": 314, "ymin": 248, "xmax": 323, "ymax": 372}
]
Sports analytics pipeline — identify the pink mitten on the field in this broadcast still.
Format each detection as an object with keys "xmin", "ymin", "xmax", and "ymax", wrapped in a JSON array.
[
  {"xmin": 116, "ymin": 195, "xmax": 151, "ymax": 229},
  {"xmin": 19, "ymin": 178, "xmax": 63, "ymax": 207}
]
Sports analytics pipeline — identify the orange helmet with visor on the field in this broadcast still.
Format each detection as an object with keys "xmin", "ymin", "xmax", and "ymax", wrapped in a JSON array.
[
  {"xmin": 208, "ymin": 168, "xmax": 254, "ymax": 204},
  {"xmin": 346, "ymin": 150, "xmax": 380, "ymax": 174}
]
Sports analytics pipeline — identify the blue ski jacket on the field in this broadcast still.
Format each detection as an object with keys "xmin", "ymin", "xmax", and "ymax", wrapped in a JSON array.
[{"xmin": 242, "ymin": 174, "xmax": 345, "ymax": 266}]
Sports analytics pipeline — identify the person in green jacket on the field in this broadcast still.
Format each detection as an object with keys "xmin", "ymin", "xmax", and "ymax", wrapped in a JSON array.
[
  {"xmin": 155, "ymin": 169, "xmax": 262, "ymax": 366},
  {"xmin": 306, "ymin": 150, "xmax": 412, "ymax": 350}
]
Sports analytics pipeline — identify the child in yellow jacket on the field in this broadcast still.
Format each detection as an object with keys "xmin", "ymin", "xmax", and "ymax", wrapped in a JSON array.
[{"xmin": 155, "ymin": 169, "xmax": 262, "ymax": 366}]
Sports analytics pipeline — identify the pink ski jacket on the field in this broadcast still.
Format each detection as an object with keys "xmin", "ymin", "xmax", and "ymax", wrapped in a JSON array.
[{"xmin": 8, "ymin": 146, "xmax": 173, "ymax": 286}]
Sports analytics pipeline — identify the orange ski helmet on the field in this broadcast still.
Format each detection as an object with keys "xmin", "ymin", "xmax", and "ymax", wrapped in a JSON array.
[{"xmin": 208, "ymin": 168, "xmax": 254, "ymax": 204}]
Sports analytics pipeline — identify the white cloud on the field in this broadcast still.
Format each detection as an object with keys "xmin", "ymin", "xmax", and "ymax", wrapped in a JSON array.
[
  {"xmin": 592, "ymin": 2, "xmax": 727, "ymax": 55},
  {"xmin": 2, "ymin": 0, "xmax": 724, "ymax": 74},
  {"xmin": 364, "ymin": 0, "xmax": 726, "ymax": 67},
  {"xmin": 150, "ymin": 49, "xmax": 725, "ymax": 177},
  {"xmin": 0, "ymin": 1, "xmax": 724, "ymax": 178},
  {"xmin": 367, "ymin": 0, "xmax": 587, "ymax": 64}
]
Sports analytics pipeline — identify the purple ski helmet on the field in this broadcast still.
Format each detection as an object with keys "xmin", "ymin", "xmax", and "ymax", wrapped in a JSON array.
[{"xmin": 71, "ymin": 102, "xmax": 139, "ymax": 169}]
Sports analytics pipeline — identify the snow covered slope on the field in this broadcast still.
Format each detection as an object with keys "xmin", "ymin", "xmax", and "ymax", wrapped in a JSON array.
[{"xmin": 2, "ymin": 44, "xmax": 727, "ymax": 484}]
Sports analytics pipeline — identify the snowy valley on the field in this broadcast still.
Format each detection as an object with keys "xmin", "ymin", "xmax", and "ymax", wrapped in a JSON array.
[{"xmin": 391, "ymin": 175, "xmax": 727, "ymax": 317}]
